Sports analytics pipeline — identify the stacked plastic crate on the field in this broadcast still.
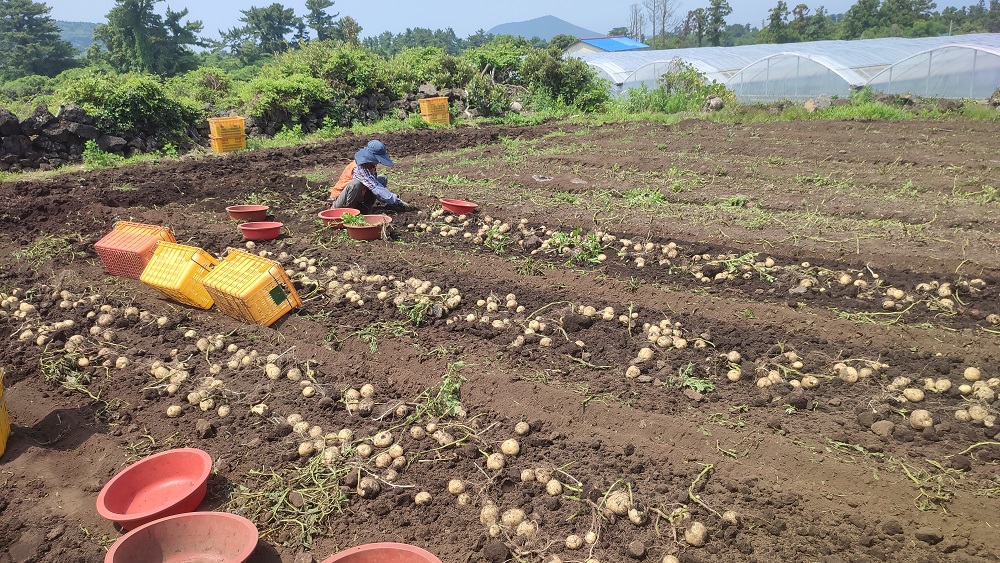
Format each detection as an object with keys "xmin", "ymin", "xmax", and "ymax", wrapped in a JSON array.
[{"xmin": 207, "ymin": 117, "xmax": 246, "ymax": 154}]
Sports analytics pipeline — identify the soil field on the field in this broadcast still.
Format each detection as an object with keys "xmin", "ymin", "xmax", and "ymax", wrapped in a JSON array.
[{"xmin": 1, "ymin": 118, "xmax": 1000, "ymax": 563}]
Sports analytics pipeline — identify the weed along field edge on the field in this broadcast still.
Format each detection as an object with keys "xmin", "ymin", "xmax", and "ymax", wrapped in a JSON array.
[{"xmin": 1, "ymin": 117, "xmax": 999, "ymax": 562}]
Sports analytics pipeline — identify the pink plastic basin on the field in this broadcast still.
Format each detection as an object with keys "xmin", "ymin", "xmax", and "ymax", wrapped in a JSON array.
[
  {"xmin": 226, "ymin": 205, "xmax": 269, "ymax": 221},
  {"xmin": 239, "ymin": 221, "xmax": 283, "ymax": 241},
  {"xmin": 319, "ymin": 542, "xmax": 442, "ymax": 563},
  {"xmin": 439, "ymin": 198, "xmax": 478, "ymax": 215},
  {"xmin": 318, "ymin": 208, "xmax": 361, "ymax": 229},
  {"xmin": 96, "ymin": 448, "xmax": 212, "ymax": 530},
  {"xmin": 345, "ymin": 214, "xmax": 393, "ymax": 241},
  {"xmin": 105, "ymin": 512, "xmax": 259, "ymax": 563}
]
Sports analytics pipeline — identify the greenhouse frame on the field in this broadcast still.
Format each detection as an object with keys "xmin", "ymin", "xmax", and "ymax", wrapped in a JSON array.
[{"xmin": 570, "ymin": 34, "xmax": 1000, "ymax": 102}]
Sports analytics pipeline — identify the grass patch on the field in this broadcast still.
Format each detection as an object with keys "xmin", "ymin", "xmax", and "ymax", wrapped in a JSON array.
[
  {"xmin": 13, "ymin": 233, "xmax": 83, "ymax": 267},
  {"xmin": 227, "ymin": 454, "xmax": 349, "ymax": 548}
]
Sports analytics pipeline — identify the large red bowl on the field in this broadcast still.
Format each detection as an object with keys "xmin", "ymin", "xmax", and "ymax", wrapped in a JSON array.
[
  {"xmin": 439, "ymin": 198, "xmax": 478, "ymax": 215},
  {"xmin": 345, "ymin": 214, "xmax": 392, "ymax": 241},
  {"xmin": 105, "ymin": 512, "xmax": 258, "ymax": 563},
  {"xmin": 239, "ymin": 221, "xmax": 283, "ymax": 241},
  {"xmin": 318, "ymin": 208, "xmax": 361, "ymax": 229},
  {"xmin": 226, "ymin": 205, "xmax": 269, "ymax": 221},
  {"xmin": 96, "ymin": 448, "xmax": 213, "ymax": 530},
  {"xmin": 320, "ymin": 542, "xmax": 442, "ymax": 563}
]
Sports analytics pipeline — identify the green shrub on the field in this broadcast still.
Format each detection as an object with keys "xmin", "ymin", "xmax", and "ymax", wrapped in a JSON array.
[
  {"xmin": 82, "ymin": 139, "xmax": 125, "ymax": 169},
  {"xmin": 167, "ymin": 67, "xmax": 235, "ymax": 108},
  {"xmin": 260, "ymin": 41, "xmax": 392, "ymax": 99},
  {"xmin": 241, "ymin": 73, "xmax": 331, "ymax": 121},
  {"xmin": 1, "ymin": 74, "xmax": 53, "ymax": 99},
  {"xmin": 61, "ymin": 71, "xmax": 199, "ymax": 133},
  {"xmin": 388, "ymin": 47, "xmax": 475, "ymax": 93},
  {"xmin": 520, "ymin": 51, "xmax": 609, "ymax": 112},
  {"xmin": 466, "ymin": 74, "xmax": 509, "ymax": 117},
  {"xmin": 460, "ymin": 36, "xmax": 533, "ymax": 84}
]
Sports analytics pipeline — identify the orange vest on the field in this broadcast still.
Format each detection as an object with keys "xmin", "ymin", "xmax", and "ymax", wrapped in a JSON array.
[{"xmin": 330, "ymin": 161, "xmax": 357, "ymax": 199}]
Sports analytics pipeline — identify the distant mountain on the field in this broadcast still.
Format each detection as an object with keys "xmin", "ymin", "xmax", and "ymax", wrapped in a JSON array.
[
  {"xmin": 487, "ymin": 15, "xmax": 598, "ymax": 41},
  {"xmin": 57, "ymin": 21, "xmax": 99, "ymax": 53}
]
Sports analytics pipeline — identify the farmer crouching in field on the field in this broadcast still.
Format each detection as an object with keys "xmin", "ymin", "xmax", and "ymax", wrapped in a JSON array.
[{"xmin": 329, "ymin": 140, "xmax": 413, "ymax": 213}]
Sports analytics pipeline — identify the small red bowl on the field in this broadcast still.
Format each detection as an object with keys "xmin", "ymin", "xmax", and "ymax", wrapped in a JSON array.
[
  {"xmin": 318, "ymin": 208, "xmax": 361, "ymax": 229},
  {"xmin": 439, "ymin": 198, "xmax": 478, "ymax": 215},
  {"xmin": 226, "ymin": 205, "xmax": 269, "ymax": 221},
  {"xmin": 96, "ymin": 448, "xmax": 212, "ymax": 531},
  {"xmin": 344, "ymin": 214, "xmax": 393, "ymax": 241},
  {"xmin": 105, "ymin": 512, "xmax": 258, "ymax": 563},
  {"xmin": 239, "ymin": 221, "xmax": 283, "ymax": 241},
  {"xmin": 320, "ymin": 542, "xmax": 442, "ymax": 563}
]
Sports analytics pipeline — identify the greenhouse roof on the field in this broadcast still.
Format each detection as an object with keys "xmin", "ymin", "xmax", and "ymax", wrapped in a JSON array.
[{"xmin": 571, "ymin": 34, "xmax": 1000, "ymax": 100}]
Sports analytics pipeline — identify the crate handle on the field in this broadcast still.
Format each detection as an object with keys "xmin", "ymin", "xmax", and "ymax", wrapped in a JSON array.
[
  {"xmin": 190, "ymin": 254, "xmax": 215, "ymax": 271},
  {"xmin": 265, "ymin": 267, "xmax": 293, "ymax": 305}
]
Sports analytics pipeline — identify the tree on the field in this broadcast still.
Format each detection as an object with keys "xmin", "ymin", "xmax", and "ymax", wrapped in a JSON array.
[
  {"xmin": 329, "ymin": 15, "xmax": 361, "ymax": 46},
  {"xmin": 644, "ymin": 0, "xmax": 660, "ymax": 47},
  {"xmin": 804, "ymin": 6, "xmax": 834, "ymax": 40},
  {"xmin": 304, "ymin": 0, "xmax": 338, "ymax": 40},
  {"xmin": 989, "ymin": 0, "xmax": 1000, "ymax": 32},
  {"xmin": 762, "ymin": 1, "xmax": 791, "ymax": 43},
  {"xmin": 629, "ymin": 3, "xmax": 646, "ymax": 40},
  {"xmin": 0, "ymin": 0, "xmax": 77, "ymax": 79},
  {"xmin": 842, "ymin": 0, "xmax": 881, "ymax": 38},
  {"xmin": 90, "ymin": 0, "xmax": 203, "ymax": 75},
  {"xmin": 220, "ymin": 3, "xmax": 302, "ymax": 61},
  {"xmin": 681, "ymin": 8, "xmax": 708, "ymax": 46},
  {"xmin": 548, "ymin": 34, "xmax": 578, "ymax": 53},
  {"xmin": 608, "ymin": 26, "xmax": 629, "ymax": 36},
  {"xmin": 706, "ymin": 0, "xmax": 732, "ymax": 46}
]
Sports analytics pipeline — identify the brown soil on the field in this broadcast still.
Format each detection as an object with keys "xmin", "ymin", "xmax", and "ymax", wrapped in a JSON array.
[{"xmin": 2, "ymin": 118, "xmax": 999, "ymax": 563}]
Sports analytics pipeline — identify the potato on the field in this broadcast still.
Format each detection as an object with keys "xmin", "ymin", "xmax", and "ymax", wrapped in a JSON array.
[
  {"xmin": 902, "ymin": 388, "xmax": 925, "ymax": 402},
  {"xmin": 500, "ymin": 438, "xmax": 520, "ymax": 456},
  {"xmin": 480, "ymin": 503, "xmax": 499, "ymax": 525},
  {"xmin": 448, "ymin": 479, "xmax": 466, "ymax": 495},
  {"xmin": 360, "ymin": 383, "xmax": 376, "ymax": 398},
  {"xmin": 457, "ymin": 493, "xmax": 471, "ymax": 506},
  {"xmin": 514, "ymin": 421, "xmax": 531, "ymax": 436},
  {"xmin": 637, "ymin": 347, "xmax": 654, "ymax": 361},
  {"xmin": 356, "ymin": 444, "xmax": 373, "ymax": 458},
  {"xmin": 298, "ymin": 441, "xmax": 315, "ymax": 457},
  {"xmin": 358, "ymin": 476, "xmax": 380, "ymax": 498},
  {"xmin": 534, "ymin": 468, "xmax": 552, "ymax": 483},
  {"xmin": 955, "ymin": 409, "xmax": 971, "ymax": 422},
  {"xmin": 501, "ymin": 508, "xmax": 525, "ymax": 527},
  {"xmin": 584, "ymin": 531, "xmax": 597, "ymax": 544},
  {"xmin": 409, "ymin": 426, "xmax": 426, "ymax": 440},
  {"xmin": 414, "ymin": 491, "xmax": 432, "ymax": 506},
  {"xmin": 374, "ymin": 452, "xmax": 392, "ymax": 468},
  {"xmin": 520, "ymin": 469, "xmax": 536, "ymax": 482},
  {"xmin": 287, "ymin": 413, "xmax": 303, "ymax": 425},
  {"xmin": 388, "ymin": 444, "xmax": 404, "ymax": 459},
  {"xmin": 964, "ymin": 367, "xmax": 981, "ymax": 381},
  {"xmin": 628, "ymin": 506, "xmax": 648, "ymax": 525},
  {"xmin": 546, "ymin": 479, "xmax": 563, "ymax": 496},
  {"xmin": 968, "ymin": 404, "xmax": 989, "ymax": 421},
  {"xmin": 264, "ymin": 363, "xmax": 281, "ymax": 380},
  {"xmin": 625, "ymin": 365, "xmax": 641, "ymax": 379},
  {"xmin": 372, "ymin": 431, "xmax": 393, "ymax": 448},
  {"xmin": 293, "ymin": 421, "xmax": 310, "ymax": 434},
  {"xmin": 722, "ymin": 510, "xmax": 740, "ymax": 526},
  {"xmin": 909, "ymin": 409, "xmax": 933, "ymax": 430},
  {"xmin": 605, "ymin": 489, "xmax": 631, "ymax": 516},
  {"xmin": 685, "ymin": 521, "xmax": 708, "ymax": 546},
  {"xmin": 486, "ymin": 453, "xmax": 506, "ymax": 470},
  {"xmin": 217, "ymin": 405, "xmax": 231, "ymax": 418},
  {"xmin": 515, "ymin": 521, "xmax": 537, "ymax": 537},
  {"xmin": 166, "ymin": 405, "xmax": 182, "ymax": 418}
]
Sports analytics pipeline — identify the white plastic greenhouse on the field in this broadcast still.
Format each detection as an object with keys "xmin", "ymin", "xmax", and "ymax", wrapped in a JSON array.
[{"xmin": 570, "ymin": 34, "xmax": 1000, "ymax": 102}]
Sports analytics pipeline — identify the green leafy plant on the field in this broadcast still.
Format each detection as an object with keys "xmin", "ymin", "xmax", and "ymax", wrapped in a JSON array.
[
  {"xmin": 340, "ymin": 212, "xmax": 367, "ymax": 226},
  {"xmin": 412, "ymin": 361, "xmax": 467, "ymax": 419},
  {"xmin": 669, "ymin": 362, "xmax": 715, "ymax": 394},
  {"xmin": 82, "ymin": 140, "xmax": 125, "ymax": 169},
  {"xmin": 13, "ymin": 233, "xmax": 83, "ymax": 267}
]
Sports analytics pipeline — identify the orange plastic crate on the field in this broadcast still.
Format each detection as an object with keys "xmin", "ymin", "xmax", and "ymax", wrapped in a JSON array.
[
  {"xmin": 201, "ymin": 249, "xmax": 301, "ymax": 326},
  {"xmin": 140, "ymin": 242, "xmax": 219, "ymax": 309},
  {"xmin": 94, "ymin": 222, "xmax": 175, "ymax": 279},
  {"xmin": 207, "ymin": 116, "xmax": 246, "ymax": 138},
  {"xmin": 0, "ymin": 371, "xmax": 9, "ymax": 459},
  {"xmin": 210, "ymin": 136, "xmax": 247, "ymax": 154},
  {"xmin": 419, "ymin": 97, "xmax": 450, "ymax": 125}
]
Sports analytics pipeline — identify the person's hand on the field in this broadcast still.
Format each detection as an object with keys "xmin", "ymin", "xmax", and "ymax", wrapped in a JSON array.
[{"xmin": 396, "ymin": 199, "xmax": 416, "ymax": 211}]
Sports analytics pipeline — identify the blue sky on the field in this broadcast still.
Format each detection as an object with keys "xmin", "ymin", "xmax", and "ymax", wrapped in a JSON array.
[{"xmin": 44, "ymin": 0, "xmax": 970, "ymax": 39}]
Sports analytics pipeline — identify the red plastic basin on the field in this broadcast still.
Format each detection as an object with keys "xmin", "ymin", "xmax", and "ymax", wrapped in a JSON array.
[
  {"xmin": 226, "ymin": 205, "xmax": 269, "ymax": 221},
  {"xmin": 439, "ymin": 198, "xmax": 478, "ymax": 215},
  {"xmin": 345, "ymin": 214, "xmax": 392, "ymax": 241},
  {"xmin": 105, "ymin": 512, "xmax": 258, "ymax": 563},
  {"xmin": 318, "ymin": 208, "xmax": 361, "ymax": 229},
  {"xmin": 96, "ymin": 448, "xmax": 212, "ymax": 531},
  {"xmin": 239, "ymin": 221, "xmax": 283, "ymax": 241},
  {"xmin": 319, "ymin": 542, "xmax": 442, "ymax": 563}
]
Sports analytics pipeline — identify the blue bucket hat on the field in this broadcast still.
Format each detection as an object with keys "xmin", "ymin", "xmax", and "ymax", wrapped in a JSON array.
[{"xmin": 354, "ymin": 139, "xmax": 394, "ymax": 167}]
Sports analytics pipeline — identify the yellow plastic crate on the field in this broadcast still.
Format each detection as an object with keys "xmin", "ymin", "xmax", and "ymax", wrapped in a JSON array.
[
  {"xmin": 140, "ymin": 242, "xmax": 219, "ymax": 309},
  {"xmin": 208, "ymin": 116, "xmax": 246, "ymax": 138},
  {"xmin": 1, "ymin": 370, "xmax": 9, "ymax": 459},
  {"xmin": 419, "ymin": 97, "xmax": 450, "ymax": 125},
  {"xmin": 210, "ymin": 136, "xmax": 247, "ymax": 154},
  {"xmin": 201, "ymin": 249, "xmax": 301, "ymax": 326},
  {"xmin": 94, "ymin": 221, "xmax": 176, "ymax": 279}
]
